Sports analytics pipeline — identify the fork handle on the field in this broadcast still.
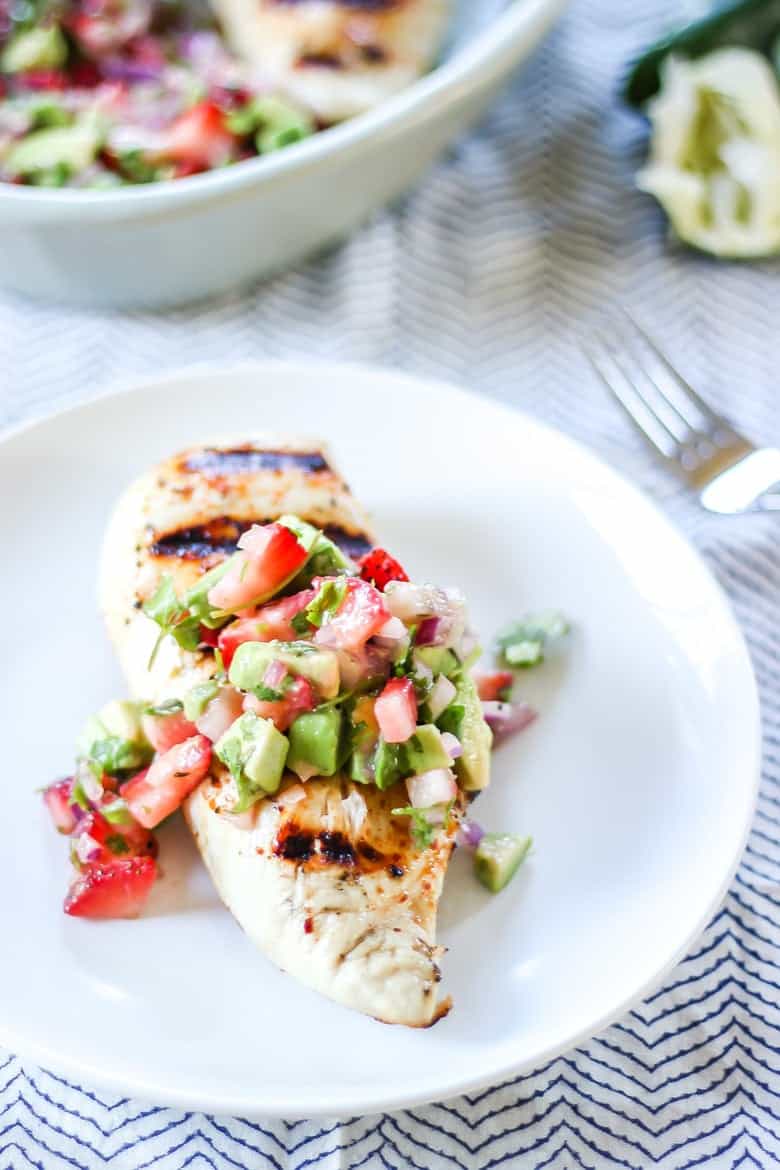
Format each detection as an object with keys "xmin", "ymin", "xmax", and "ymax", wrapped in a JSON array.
[{"xmin": 700, "ymin": 448, "xmax": 780, "ymax": 514}]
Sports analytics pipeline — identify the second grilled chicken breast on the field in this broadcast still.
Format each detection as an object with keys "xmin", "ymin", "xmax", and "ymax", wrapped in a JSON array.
[
  {"xmin": 211, "ymin": 0, "xmax": 453, "ymax": 122},
  {"xmin": 99, "ymin": 438, "xmax": 460, "ymax": 1026}
]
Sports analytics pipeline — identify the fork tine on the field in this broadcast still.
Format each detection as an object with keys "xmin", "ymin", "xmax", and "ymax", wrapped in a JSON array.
[
  {"xmin": 619, "ymin": 309, "xmax": 723, "ymax": 433},
  {"xmin": 583, "ymin": 333, "xmax": 679, "ymax": 459}
]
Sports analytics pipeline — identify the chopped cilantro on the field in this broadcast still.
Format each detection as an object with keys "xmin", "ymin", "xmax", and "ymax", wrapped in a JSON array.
[
  {"xmin": 105, "ymin": 834, "xmax": 130, "ymax": 856},
  {"xmin": 143, "ymin": 575, "xmax": 201, "ymax": 666},
  {"xmin": 86, "ymin": 736, "xmax": 152, "ymax": 778},
  {"xmin": 291, "ymin": 609, "xmax": 312, "ymax": 636},
  {"xmin": 391, "ymin": 801, "xmax": 454, "ymax": 850},
  {"xmin": 251, "ymin": 684, "xmax": 283, "ymax": 702}
]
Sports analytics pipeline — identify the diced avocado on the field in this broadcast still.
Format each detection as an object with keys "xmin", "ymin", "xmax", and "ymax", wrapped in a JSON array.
[
  {"xmin": 184, "ymin": 559, "xmax": 233, "ymax": 628},
  {"xmin": 1, "ymin": 25, "xmax": 67, "ymax": 73},
  {"xmin": 99, "ymin": 700, "xmax": 147, "ymax": 746},
  {"xmin": 214, "ymin": 712, "xmax": 288, "ymax": 807},
  {"xmin": 451, "ymin": 673, "xmax": 492, "ymax": 791},
  {"xmin": 474, "ymin": 834, "xmax": 532, "ymax": 893},
  {"xmin": 183, "ymin": 680, "xmax": 219, "ymax": 721},
  {"xmin": 374, "ymin": 738, "xmax": 407, "ymax": 790},
  {"xmin": 347, "ymin": 697, "xmax": 378, "ymax": 783},
  {"xmin": 405, "ymin": 724, "xmax": 451, "ymax": 776},
  {"xmin": 5, "ymin": 118, "xmax": 101, "ymax": 178},
  {"xmin": 349, "ymin": 749, "xmax": 374, "ymax": 784},
  {"xmin": 287, "ymin": 708, "xmax": 346, "ymax": 778},
  {"xmin": 229, "ymin": 640, "xmax": 339, "ymax": 699},
  {"xmin": 414, "ymin": 646, "xmax": 459, "ymax": 677}
]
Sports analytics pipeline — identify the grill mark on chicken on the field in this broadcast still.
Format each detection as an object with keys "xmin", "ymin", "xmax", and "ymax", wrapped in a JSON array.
[
  {"xmin": 149, "ymin": 516, "xmax": 373, "ymax": 562},
  {"xmin": 182, "ymin": 447, "xmax": 331, "ymax": 476},
  {"xmin": 274, "ymin": 820, "xmax": 406, "ymax": 874}
]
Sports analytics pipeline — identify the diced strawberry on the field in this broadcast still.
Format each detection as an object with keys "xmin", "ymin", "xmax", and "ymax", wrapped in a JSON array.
[
  {"xmin": 374, "ymin": 677, "xmax": 417, "ymax": 744},
  {"xmin": 122, "ymin": 735, "xmax": 212, "ymax": 829},
  {"xmin": 43, "ymin": 778, "xmax": 78, "ymax": 835},
  {"xmin": 141, "ymin": 709, "xmax": 198, "ymax": 754},
  {"xmin": 73, "ymin": 810, "xmax": 156, "ymax": 867},
  {"xmin": 217, "ymin": 589, "xmax": 316, "ymax": 668},
  {"xmin": 313, "ymin": 577, "xmax": 390, "ymax": 652},
  {"xmin": 70, "ymin": 59, "xmax": 102, "ymax": 87},
  {"xmin": 357, "ymin": 548, "xmax": 409, "ymax": 591},
  {"xmin": 64, "ymin": 856, "xmax": 157, "ymax": 919},
  {"xmin": 18, "ymin": 69, "xmax": 68, "ymax": 90},
  {"xmin": 208, "ymin": 523, "xmax": 308, "ymax": 613},
  {"xmin": 475, "ymin": 671, "xmax": 515, "ymax": 702},
  {"xmin": 243, "ymin": 676, "xmax": 316, "ymax": 732},
  {"xmin": 161, "ymin": 100, "xmax": 237, "ymax": 171},
  {"xmin": 199, "ymin": 624, "xmax": 221, "ymax": 648}
]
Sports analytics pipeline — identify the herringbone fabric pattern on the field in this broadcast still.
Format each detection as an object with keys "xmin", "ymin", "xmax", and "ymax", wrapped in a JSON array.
[{"xmin": 2, "ymin": 1, "xmax": 779, "ymax": 1165}]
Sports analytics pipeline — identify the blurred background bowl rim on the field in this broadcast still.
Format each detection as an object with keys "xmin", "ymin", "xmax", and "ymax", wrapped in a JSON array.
[{"xmin": 0, "ymin": 0, "xmax": 567, "ymax": 215}]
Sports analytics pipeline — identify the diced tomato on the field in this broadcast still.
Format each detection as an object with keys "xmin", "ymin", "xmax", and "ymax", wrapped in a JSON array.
[
  {"xmin": 208, "ymin": 523, "xmax": 308, "ymax": 613},
  {"xmin": 43, "ymin": 778, "xmax": 78, "ymax": 835},
  {"xmin": 475, "ymin": 671, "xmax": 515, "ymax": 702},
  {"xmin": 243, "ymin": 676, "xmax": 316, "ymax": 732},
  {"xmin": 73, "ymin": 810, "xmax": 156, "ymax": 867},
  {"xmin": 122, "ymin": 735, "xmax": 212, "ymax": 829},
  {"xmin": 357, "ymin": 548, "xmax": 409, "ymax": 591},
  {"xmin": 161, "ymin": 101, "xmax": 237, "ymax": 170},
  {"xmin": 141, "ymin": 709, "xmax": 198, "ymax": 754},
  {"xmin": 217, "ymin": 589, "xmax": 315, "ymax": 668},
  {"xmin": 313, "ymin": 577, "xmax": 390, "ymax": 652},
  {"xmin": 64, "ymin": 856, "xmax": 157, "ymax": 919},
  {"xmin": 195, "ymin": 686, "xmax": 244, "ymax": 742},
  {"xmin": 374, "ymin": 677, "xmax": 417, "ymax": 744}
]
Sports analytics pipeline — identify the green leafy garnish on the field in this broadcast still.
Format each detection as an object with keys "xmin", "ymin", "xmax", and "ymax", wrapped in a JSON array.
[
  {"xmin": 291, "ymin": 610, "xmax": 312, "ymax": 636},
  {"xmin": 143, "ymin": 575, "xmax": 201, "ymax": 667},
  {"xmin": 304, "ymin": 578, "xmax": 347, "ymax": 629},
  {"xmin": 143, "ymin": 698, "xmax": 183, "ymax": 717},
  {"xmin": 392, "ymin": 802, "xmax": 454, "ymax": 850},
  {"xmin": 251, "ymin": 684, "xmax": 283, "ymax": 702},
  {"xmin": 105, "ymin": 834, "xmax": 130, "ymax": 856},
  {"xmin": 497, "ymin": 612, "xmax": 568, "ymax": 669},
  {"xmin": 115, "ymin": 148, "xmax": 162, "ymax": 184},
  {"xmin": 86, "ymin": 736, "xmax": 152, "ymax": 778},
  {"xmin": 30, "ymin": 102, "xmax": 71, "ymax": 130}
]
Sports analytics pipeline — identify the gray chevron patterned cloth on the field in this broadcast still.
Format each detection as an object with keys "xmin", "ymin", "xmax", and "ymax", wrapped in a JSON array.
[{"xmin": 2, "ymin": 0, "xmax": 780, "ymax": 1166}]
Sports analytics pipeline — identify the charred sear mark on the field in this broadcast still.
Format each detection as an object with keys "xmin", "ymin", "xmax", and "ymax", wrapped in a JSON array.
[
  {"xmin": 358, "ymin": 841, "xmax": 380, "ymax": 862},
  {"xmin": 323, "ymin": 525, "xmax": 372, "ymax": 559},
  {"xmin": 183, "ymin": 447, "xmax": 331, "ymax": 476},
  {"xmin": 297, "ymin": 51, "xmax": 342, "ymax": 69},
  {"xmin": 388, "ymin": 864, "xmax": 404, "ymax": 878},
  {"xmin": 151, "ymin": 517, "xmax": 372, "ymax": 562},
  {"xmin": 320, "ymin": 831, "xmax": 356, "ymax": 866},
  {"xmin": 150, "ymin": 516, "xmax": 254, "ymax": 560},
  {"xmin": 275, "ymin": 831, "xmax": 315, "ymax": 862}
]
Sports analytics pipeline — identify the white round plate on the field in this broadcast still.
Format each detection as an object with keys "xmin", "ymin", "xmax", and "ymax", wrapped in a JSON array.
[{"xmin": 0, "ymin": 364, "xmax": 760, "ymax": 1118}]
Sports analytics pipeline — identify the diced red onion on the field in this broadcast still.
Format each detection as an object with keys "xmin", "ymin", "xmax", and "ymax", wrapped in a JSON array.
[
  {"xmin": 428, "ymin": 674, "xmax": 456, "ymax": 720},
  {"xmin": 457, "ymin": 819, "xmax": 485, "ymax": 850},
  {"xmin": 264, "ymin": 660, "xmax": 288, "ymax": 691},
  {"xmin": 441, "ymin": 731, "xmax": 462, "ymax": 760},
  {"xmin": 481, "ymin": 700, "xmax": 538, "ymax": 743},
  {"xmin": 196, "ymin": 687, "xmax": 244, "ymax": 743},
  {"xmin": 376, "ymin": 616, "xmax": 406, "ymax": 642},
  {"xmin": 75, "ymin": 832, "xmax": 102, "ymax": 865},
  {"xmin": 406, "ymin": 768, "xmax": 458, "ymax": 810},
  {"xmin": 81, "ymin": 768, "xmax": 103, "ymax": 805},
  {"xmin": 101, "ymin": 57, "xmax": 162, "ymax": 82},
  {"xmin": 416, "ymin": 617, "xmax": 443, "ymax": 646}
]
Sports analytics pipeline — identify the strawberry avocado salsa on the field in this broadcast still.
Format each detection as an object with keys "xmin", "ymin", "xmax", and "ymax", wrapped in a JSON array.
[
  {"xmin": 43, "ymin": 514, "xmax": 567, "ymax": 918},
  {"xmin": 0, "ymin": 0, "xmax": 314, "ymax": 187}
]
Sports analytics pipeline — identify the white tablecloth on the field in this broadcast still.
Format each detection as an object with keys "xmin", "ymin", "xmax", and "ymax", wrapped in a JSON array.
[{"xmin": 2, "ymin": 1, "xmax": 779, "ymax": 1165}]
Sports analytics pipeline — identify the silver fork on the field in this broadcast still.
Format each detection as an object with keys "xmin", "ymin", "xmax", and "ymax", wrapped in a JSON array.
[{"xmin": 583, "ymin": 312, "xmax": 780, "ymax": 514}]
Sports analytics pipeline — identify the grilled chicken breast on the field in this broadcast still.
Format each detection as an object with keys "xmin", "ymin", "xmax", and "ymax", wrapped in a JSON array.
[
  {"xmin": 211, "ymin": 0, "xmax": 452, "ymax": 122},
  {"xmin": 100, "ymin": 439, "xmax": 456, "ymax": 1026}
]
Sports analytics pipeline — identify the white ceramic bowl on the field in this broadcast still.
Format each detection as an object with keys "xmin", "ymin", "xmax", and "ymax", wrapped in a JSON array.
[{"xmin": 0, "ymin": 0, "xmax": 567, "ymax": 308}]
